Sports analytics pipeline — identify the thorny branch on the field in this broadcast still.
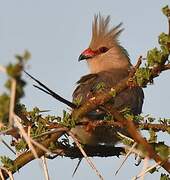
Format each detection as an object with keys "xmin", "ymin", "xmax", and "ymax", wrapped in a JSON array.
[
  {"xmin": 104, "ymin": 104, "xmax": 170, "ymax": 172},
  {"xmin": 1, "ymin": 55, "xmax": 169, "ymax": 179},
  {"xmin": 70, "ymin": 54, "xmax": 170, "ymax": 173},
  {"xmin": 1, "ymin": 6, "xmax": 170, "ymax": 180},
  {"xmin": 68, "ymin": 131, "xmax": 104, "ymax": 180},
  {"xmin": 1, "ymin": 130, "xmax": 66, "ymax": 179}
]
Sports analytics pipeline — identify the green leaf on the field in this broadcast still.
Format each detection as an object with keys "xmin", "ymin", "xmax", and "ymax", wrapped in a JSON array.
[
  {"xmin": 15, "ymin": 139, "xmax": 28, "ymax": 152},
  {"xmin": 60, "ymin": 110, "xmax": 75, "ymax": 128},
  {"xmin": 15, "ymin": 50, "xmax": 31, "ymax": 62},
  {"xmin": 155, "ymin": 142, "xmax": 170, "ymax": 159},
  {"xmin": 23, "ymin": 50, "xmax": 31, "ymax": 61},
  {"xmin": 6, "ymin": 63, "xmax": 22, "ymax": 78},
  {"xmin": 135, "ymin": 67, "xmax": 151, "ymax": 86},
  {"xmin": 159, "ymin": 33, "xmax": 170, "ymax": 46},
  {"xmin": 117, "ymin": 132, "xmax": 134, "ymax": 146},
  {"xmin": 95, "ymin": 82, "xmax": 105, "ymax": 91},
  {"xmin": 0, "ymin": 156, "xmax": 18, "ymax": 171},
  {"xmin": 103, "ymin": 114, "xmax": 113, "ymax": 120},
  {"xmin": 147, "ymin": 48, "xmax": 162, "ymax": 66},
  {"xmin": 148, "ymin": 129, "xmax": 157, "ymax": 143},
  {"xmin": 149, "ymin": 167, "xmax": 157, "ymax": 174},
  {"xmin": 160, "ymin": 173, "xmax": 170, "ymax": 180},
  {"xmin": 162, "ymin": 5, "xmax": 170, "ymax": 17},
  {"xmin": 109, "ymin": 88, "xmax": 116, "ymax": 97},
  {"xmin": 0, "ymin": 93, "xmax": 10, "ymax": 125},
  {"xmin": 73, "ymin": 96, "xmax": 82, "ymax": 106}
]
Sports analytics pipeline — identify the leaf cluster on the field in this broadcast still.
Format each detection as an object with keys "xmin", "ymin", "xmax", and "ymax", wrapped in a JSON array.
[
  {"xmin": 0, "ymin": 156, "xmax": 17, "ymax": 172},
  {"xmin": 134, "ymin": 6, "xmax": 170, "ymax": 87}
]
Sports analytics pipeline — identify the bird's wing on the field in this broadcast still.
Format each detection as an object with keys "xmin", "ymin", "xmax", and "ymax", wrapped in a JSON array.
[
  {"xmin": 73, "ymin": 73, "xmax": 99, "ymax": 105},
  {"xmin": 73, "ymin": 69, "xmax": 144, "ymax": 117},
  {"xmin": 72, "ymin": 69, "xmax": 129, "ymax": 106}
]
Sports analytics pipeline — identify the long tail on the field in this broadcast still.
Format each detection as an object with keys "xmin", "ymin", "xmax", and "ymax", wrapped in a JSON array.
[{"xmin": 24, "ymin": 71, "xmax": 77, "ymax": 109}]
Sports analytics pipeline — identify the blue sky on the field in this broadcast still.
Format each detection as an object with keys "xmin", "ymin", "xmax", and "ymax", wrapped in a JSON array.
[{"xmin": 0, "ymin": 1, "xmax": 169, "ymax": 179}]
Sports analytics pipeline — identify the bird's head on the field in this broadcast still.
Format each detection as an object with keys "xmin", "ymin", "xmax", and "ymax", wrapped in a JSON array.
[{"xmin": 78, "ymin": 14, "xmax": 131, "ymax": 73}]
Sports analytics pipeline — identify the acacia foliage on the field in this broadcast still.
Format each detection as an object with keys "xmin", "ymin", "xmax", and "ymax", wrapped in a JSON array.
[{"xmin": 0, "ymin": 5, "xmax": 169, "ymax": 180}]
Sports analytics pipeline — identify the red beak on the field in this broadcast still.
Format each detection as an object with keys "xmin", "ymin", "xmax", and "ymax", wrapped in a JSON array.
[{"xmin": 78, "ymin": 48, "xmax": 96, "ymax": 61}]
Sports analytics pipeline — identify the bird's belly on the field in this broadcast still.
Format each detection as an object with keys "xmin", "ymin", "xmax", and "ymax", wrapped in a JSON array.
[{"xmin": 71, "ymin": 122, "xmax": 122, "ymax": 146}]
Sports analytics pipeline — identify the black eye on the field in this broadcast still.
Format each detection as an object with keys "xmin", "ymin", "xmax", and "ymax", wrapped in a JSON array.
[{"xmin": 99, "ymin": 47, "xmax": 109, "ymax": 53}]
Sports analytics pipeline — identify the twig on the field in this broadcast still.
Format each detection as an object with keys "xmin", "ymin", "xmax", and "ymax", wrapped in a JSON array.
[
  {"xmin": 0, "ymin": 169, "xmax": 5, "ymax": 180},
  {"xmin": 28, "ymin": 126, "xmax": 51, "ymax": 180},
  {"xmin": 117, "ymin": 132, "xmax": 135, "ymax": 144},
  {"xmin": 76, "ymin": 120, "xmax": 170, "ymax": 132},
  {"xmin": 135, "ymin": 56, "xmax": 143, "ymax": 69},
  {"xmin": 9, "ymin": 78, "xmax": 16, "ymax": 127},
  {"xmin": 132, "ymin": 161, "xmax": 161, "ymax": 180},
  {"xmin": 14, "ymin": 115, "xmax": 38, "ymax": 159},
  {"xmin": 125, "ymin": 146, "xmax": 144, "ymax": 159},
  {"xmin": 0, "ymin": 167, "xmax": 13, "ymax": 180},
  {"xmin": 141, "ymin": 157, "xmax": 149, "ymax": 180},
  {"xmin": 0, "ymin": 66, "xmax": 6, "ymax": 73},
  {"xmin": 129, "ymin": 56, "xmax": 143, "ymax": 77},
  {"xmin": 115, "ymin": 142, "xmax": 137, "ymax": 175},
  {"xmin": 104, "ymin": 104, "xmax": 170, "ymax": 173},
  {"xmin": 41, "ymin": 156, "xmax": 50, "ymax": 180},
  {"xmin": 0, "ymin": 128, "xmax": 66, "ymax": 179},
  {"xmin": 68, "ymin": 131, "xmax": 104, "ymax": 180},
  {"xmin": 138, "ymin": 123, "xmax": 170, "ymax": 132},
  {"xmin": 33, "ymin": 120, "xmax": 170, "ymax": 141},
  {"xmin": 168, "ymin": 17, "xmax": 170, "ymax": 36},
  {"xmin": 28, "ymin": 126, "xmax": 52, "ymax": 154},
  {"xmin": 126, "ymin": 117, "xmax": 170, "ymax": 173},
  {"xmin": 13, "ymin": 132, "xmax": 63, "ymax": 174},
  {"xmin": 30, "ymin": 139, "xmax": 51, "ymax": 154},
  {"xmin": 0, "ymin": 128, "xmax": 13, "ymax": 136},
  {"xmin": 33, "ymin": 128, "xmax": 68, "ymax": 139}
]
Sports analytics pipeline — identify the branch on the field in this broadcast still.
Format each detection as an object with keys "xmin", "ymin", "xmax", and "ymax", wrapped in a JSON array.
[
  {"xmin": 104, "ymin": 104, "xmax": 170, "ymax": 173},
  {"xmin": 1, "ymin": 12, "xmax": 170, "ymax": 177},
  {"xmin": 138, "ymin": 123, "xmax": 170, "ymax": 132},
  {"xmin": 68, "ymin": 131, "xmax": 104, "ymax": 180},
  {"xmin": 76, "ymin": 120, "xmax": 170, "ymax": 133},
  {"xmin": 0, "ymin": 65, "xmax": 6, "ymax": 73},
  {"xmin": 1, "ymin": 130, "xmax": 66, "ymax": 179}
]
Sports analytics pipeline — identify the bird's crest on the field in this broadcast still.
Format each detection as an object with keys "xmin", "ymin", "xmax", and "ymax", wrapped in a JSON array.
[{"xmin": 89, "ymin": 14, "xmax": 123, "ymax": 51}]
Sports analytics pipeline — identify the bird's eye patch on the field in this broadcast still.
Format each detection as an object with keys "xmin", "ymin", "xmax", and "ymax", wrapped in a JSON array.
[{"xmin": 99, "ymin": 47, "xmax": 109, "ymax": 53}]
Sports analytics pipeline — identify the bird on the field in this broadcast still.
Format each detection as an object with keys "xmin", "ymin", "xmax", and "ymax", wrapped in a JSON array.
[
  {"xmin": 24, "ymin": 14, "xmax": 144, "ymax": 177},
  {"xmin": 25, "ymin": 14, "xmax": 144, "ymax": 147},
  {"xmin": 71, "ymin": 14, "xmax": 144, "ymax": 146}
]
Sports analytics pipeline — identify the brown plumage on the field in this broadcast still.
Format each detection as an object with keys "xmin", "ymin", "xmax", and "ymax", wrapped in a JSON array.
[{"xmin": 72, "ymin": 14, "xmax": 144, "ymax": 145}]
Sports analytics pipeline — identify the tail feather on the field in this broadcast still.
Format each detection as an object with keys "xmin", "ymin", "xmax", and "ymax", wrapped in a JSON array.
[{"xmin": 24, "ymin": 71, "xmax": 76, "ymax": 109}]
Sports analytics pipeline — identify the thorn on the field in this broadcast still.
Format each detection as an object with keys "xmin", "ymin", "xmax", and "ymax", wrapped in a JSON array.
[
  {"xmin": 72, "ymin": 158, "xmax": 82, "ymax": 177},
  {"xmin": 115, "ymin": 142, "xmax": 137, "ymax": 175}
]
